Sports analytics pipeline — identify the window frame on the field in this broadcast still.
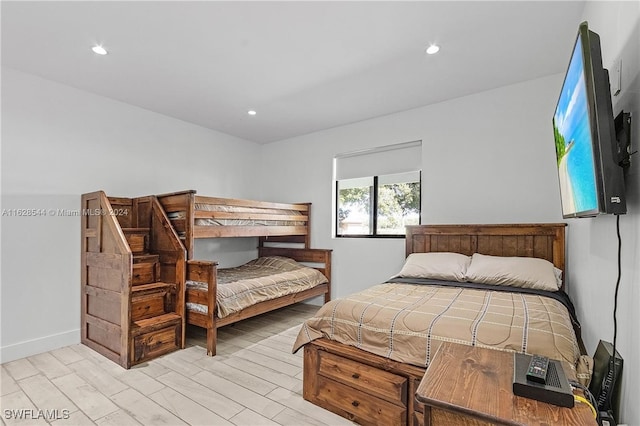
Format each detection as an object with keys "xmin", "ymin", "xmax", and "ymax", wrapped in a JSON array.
[{"xmin": 335, "ymin": 171, "xmax": 421, "ymax": 239}]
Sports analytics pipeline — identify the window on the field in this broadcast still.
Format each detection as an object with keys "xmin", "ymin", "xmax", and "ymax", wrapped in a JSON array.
[{"xmin": 334, "ymin": 141, "xmax": 421, "ymax": 238}]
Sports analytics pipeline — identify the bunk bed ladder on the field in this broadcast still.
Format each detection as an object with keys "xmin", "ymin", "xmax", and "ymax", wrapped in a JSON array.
[{"xmin": 81, "ymin": 191, "xmax": 186, "ymax": 368}]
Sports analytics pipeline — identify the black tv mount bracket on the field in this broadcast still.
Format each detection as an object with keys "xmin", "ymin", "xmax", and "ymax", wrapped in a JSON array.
[{"xmin": 615, "ymin": 110, "xmax": 634, "ymax": 170}]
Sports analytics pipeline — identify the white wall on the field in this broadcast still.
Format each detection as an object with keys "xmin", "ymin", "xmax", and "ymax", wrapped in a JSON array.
[
  {"xmin": 571, "ymin": 3, "xmax": 640, "ymax": 424},
  {"xmin": 259, "ymin": 73, "xmax": 566, "ymax": 298},
  {"xmin": 0, "ymin": 68, "xmax": 262, "ymax": 362}
]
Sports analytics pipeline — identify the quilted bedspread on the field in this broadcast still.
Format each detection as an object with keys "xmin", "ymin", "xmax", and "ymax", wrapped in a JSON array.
[
  {"xmin": 187, "ymin": 256, "xmax": 327, "ymax": 318},
  {"xmin": 293, "ymin": 282, "xmax": 582, "ymax": 369}
]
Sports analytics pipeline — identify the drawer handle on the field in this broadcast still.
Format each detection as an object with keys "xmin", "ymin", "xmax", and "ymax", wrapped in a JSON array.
[
  {"xmin": 352, "ymin": 400, "xmax": 360, "ymax": 407},
  {"xmin": 351, "ymin": 373, "xmax": 360, "ymax": 379}
]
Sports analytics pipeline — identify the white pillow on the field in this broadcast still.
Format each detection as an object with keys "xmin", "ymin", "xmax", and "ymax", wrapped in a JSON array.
[
  {"xmin": 465, "ymin": 253, "xmax": 560, "ymax": 291},
  {"xmin": 394, "ymin": 252, "xmax": 471, "ymax": 282},
  {"xmin": 554, "ymin": 267, "xmax": 563, "ymax": 289}
]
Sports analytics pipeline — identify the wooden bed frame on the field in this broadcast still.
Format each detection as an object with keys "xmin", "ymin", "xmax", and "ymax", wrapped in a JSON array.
[
  {"xmin": 157, "ymin": 189, "xmax": 312, "ymax": 259},
  {"xmin": 303, "ymin": 223, "xmax": 574, "ymax": 426},
  {"xmin": 157, "ymin": 190, "xmax": 331, "ymax": 356}
]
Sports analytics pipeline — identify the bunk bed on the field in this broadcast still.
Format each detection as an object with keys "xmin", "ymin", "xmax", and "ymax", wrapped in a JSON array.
[
  {"xmin": 293, "ymin": 224, "xmax": 593, "ymax": 426},
  {"xmin": 157, "ymin": 190, "xmax": 332, "ymax": 356}
]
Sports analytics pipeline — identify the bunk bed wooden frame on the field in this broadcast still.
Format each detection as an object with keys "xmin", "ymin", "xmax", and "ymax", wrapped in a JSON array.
[
  {"xmin": 156, "ymin": 189, "xmax": 312, "ymax": 259},
  {"xmin": 157, "ymin": 190, "xmax": 332, "ymax": 356},
  {"xmin": 302, "ymin": 223, "xmax": 582, "ymax": 426}
]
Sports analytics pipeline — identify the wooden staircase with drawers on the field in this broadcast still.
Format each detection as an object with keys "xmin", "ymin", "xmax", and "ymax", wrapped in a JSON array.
[{"xmin": 80, "ymin": 191, "xmax": 186, "ymax": 368}]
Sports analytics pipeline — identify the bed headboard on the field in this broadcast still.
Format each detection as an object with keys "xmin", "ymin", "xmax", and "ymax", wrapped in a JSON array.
[{"xmin": 405, "ymin": 224, "xmax": 567, "ymax": 273}]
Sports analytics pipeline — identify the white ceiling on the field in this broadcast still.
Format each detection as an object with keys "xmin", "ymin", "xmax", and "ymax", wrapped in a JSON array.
[{"xmin": 2, "ymin": 1, "xmax": 586, "ymax": 144}]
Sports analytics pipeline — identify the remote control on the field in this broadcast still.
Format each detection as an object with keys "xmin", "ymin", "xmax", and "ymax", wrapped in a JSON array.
[{"xmin": 526, "ymin": 354, "xmax": 549, "ymax": 384}]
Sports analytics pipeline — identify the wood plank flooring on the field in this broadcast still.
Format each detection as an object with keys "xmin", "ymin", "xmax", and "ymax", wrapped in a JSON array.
[{"xmin": 0, "ymin": 304, "xmax": 354, "ymax": 426}]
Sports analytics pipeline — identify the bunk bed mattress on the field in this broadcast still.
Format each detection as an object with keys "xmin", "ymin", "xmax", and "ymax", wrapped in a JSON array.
[
  {"xmin": 169, "ymin": 205, "xmax": 305, "ymax": 226},
  {"xmin": 187, "ymin": 256, "xmax": 327, "ymax": 318},
  {"xmin": 292, "ymin": 281, "xmax": 583, "ymax": 370}
]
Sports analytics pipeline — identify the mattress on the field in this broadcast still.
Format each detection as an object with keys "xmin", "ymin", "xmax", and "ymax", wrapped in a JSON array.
[
  {"xmin": 168, "ymin": 204, "xmax": 305, "ymax": 227},
  {"xmin": 293, "ymin": 281, "xmax": 583, "ymax": 370},
  {"xmin": 186, "ymin": 256, "xmax": 327, "ymax": 318}
]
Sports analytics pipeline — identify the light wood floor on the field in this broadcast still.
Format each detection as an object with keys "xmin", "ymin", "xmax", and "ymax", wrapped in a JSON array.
[{"xmin": 0, "ymin": 303, "xmax": 354, "ymax": 426}]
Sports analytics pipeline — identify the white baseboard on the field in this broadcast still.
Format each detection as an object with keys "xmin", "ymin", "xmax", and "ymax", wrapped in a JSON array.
[{"xmin": 0, "ymin": 329, "xmax": 80, "ymax": 364}]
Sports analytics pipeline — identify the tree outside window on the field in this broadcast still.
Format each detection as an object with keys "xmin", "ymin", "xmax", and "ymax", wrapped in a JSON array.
[{"xmin": 337, "ymin": 171, "xmax": 420, "ymax": 237}]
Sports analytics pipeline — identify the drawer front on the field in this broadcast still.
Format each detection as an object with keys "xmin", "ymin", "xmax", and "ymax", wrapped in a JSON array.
[
  {"xmin": 131, "ymin": 292, "xmax": 169, "ymax": 321},
  {"xmin": 316, "ymin": 376, "xmax": 406, "ymax": 426},
  {"xmin": 126, "ymin": 234, "xmax": 146, "ymax": 254},
  {"xmin": 132, "ymin": 325, "xmax": 180, "ymax": 363},
  {"xmin": 318, "ymin": 350, "xmax": 407, "ymax": 405},
  {"xmin": 132, "ymin": 262, "xmax": 158, "ymax": 285}
]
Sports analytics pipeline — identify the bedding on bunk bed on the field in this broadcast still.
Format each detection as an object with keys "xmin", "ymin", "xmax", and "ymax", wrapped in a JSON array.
[
  {"xmin": 168, "ymin": 204, "xmax": 306, "ymax": 227},
  {"xmin": 293, "ymin": 252, "xmax": 591, "ymax": 382},
  {"xmin": 186, "ymin": 256, "xmax": 327, "ymax": 318}
]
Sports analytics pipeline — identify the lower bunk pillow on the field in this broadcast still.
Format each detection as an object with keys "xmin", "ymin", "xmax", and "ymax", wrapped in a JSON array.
[
  {"xmin": 186, "ymin": 256, "xmax": 327, "ymax": 318},
  {"xmin": 293, "ymin": 279, "xmax": 591, "ymax": 384}
]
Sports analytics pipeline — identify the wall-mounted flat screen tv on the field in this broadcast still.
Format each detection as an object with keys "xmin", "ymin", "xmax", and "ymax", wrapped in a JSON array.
[{"xmin": 552, "ymin": 22, "xmax": 627, "ymax": 218}]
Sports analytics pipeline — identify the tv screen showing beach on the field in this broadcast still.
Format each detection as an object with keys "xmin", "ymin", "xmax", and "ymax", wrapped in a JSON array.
[{"xmin": 553, "ymin": 37, "xmax": 599, "ymax": 216}]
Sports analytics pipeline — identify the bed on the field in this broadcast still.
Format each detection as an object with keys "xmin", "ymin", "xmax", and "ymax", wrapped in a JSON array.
[
  {"xmin": 293, "ymin": 224, "xmax": 591, "ymax": 426},
  {"xmin": 157, "ymin": 190, "xmax": 332, "ymax": 356}
]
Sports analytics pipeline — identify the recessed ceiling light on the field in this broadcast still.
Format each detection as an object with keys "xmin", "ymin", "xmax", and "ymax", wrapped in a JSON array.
[
  {"xmin": 248, "ymin": 110, "xmax": 257, "ymax": 116},
  {"xmin": 425, "ymin": 44, "xmax": 440, "ymax": 55},
  {"xmin": 91, "ymin": 45, "xmax": 108, "ymax": 55}
]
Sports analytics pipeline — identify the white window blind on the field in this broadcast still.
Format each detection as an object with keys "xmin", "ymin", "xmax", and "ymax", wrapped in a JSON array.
[{"xmin": 335, "ymin": 140, "xmax": 422, "ymax": 180}]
